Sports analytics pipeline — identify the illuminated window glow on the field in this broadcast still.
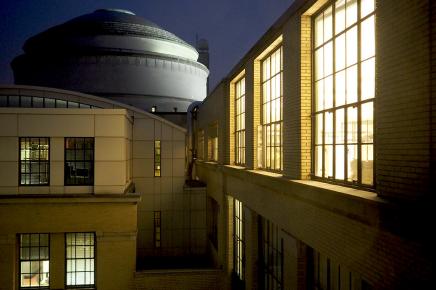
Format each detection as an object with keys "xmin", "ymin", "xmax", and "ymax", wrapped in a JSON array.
[
  {"xmin": 66, "ymin": 233, "xmax": 95, "ymax": 287},
  {"xmin": 154, "ymin": 140, "xmax": 161, "ymax": 177},
  {"xmin": 261, "ymin": 47, "xmax": 283, "ymax": 171},
  {"xmin": 235, "ymin": 77, "xmax": 246, "ymax": 165},
  {"xmin": 20, "ymin": 138, "xmax": 50, "ymax": 185},
  {"xmin": 19, "ymin": 233, "xmax": 50, "ymax": 288},
  {"xmin": 313, "ymin": 0, "xmax": 375, "ymax": 186}
]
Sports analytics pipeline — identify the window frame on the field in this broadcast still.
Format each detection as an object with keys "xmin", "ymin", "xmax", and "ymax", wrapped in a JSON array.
[
  {"xmin": 234, "ymin": 76, "xmax": 246, "ymax": 166},
  {"xmin": 260, "ymin": 46, "xmax": 283, "ymax": 172},
  {"xmin": 310, "ymin": 0, "xmax": 376, "ymax": 189},
  {"xmin": 233, "ymin": 199, "xmax": 245, "ymax": 284},
  {"xmin": 154, "ymin": 140, "xmax": 161, "ymax": 177},
  {"xmin": 153, "ymin": 211, "xmax": 161, "ymax": 248},
  {"xmin": 64, "ymin": 232, "xmax": 96, "ymax": 289},
  {"xmin": 64, "ymin": 137, "xmax": 95, "ymax": 186},
  {"xmin": 19, "ymin": 137, "xmax": 50, "ymax": 186},
  {"xmin": 18, "ymin": 233, "xmax": 50, "ymax": 289}
]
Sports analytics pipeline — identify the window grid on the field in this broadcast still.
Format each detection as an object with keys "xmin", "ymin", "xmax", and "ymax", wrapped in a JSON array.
[
  {"xmin": 154, "ymin": 211, "xmax": 161, "ymax": 248},
  {"xmin": 261, "ymin": 47, "xmax": 283, "ymax": 171},
  {"xmin": 65, "ymin": 233, "xmax": 95, "ymax": 288},
  {"xmin": 0, "ymin": 95, "xmax": 99, "ymax": 108},
  {"xmin": 313, "ymin": 0, "xmax": 375, "ymax": 187},
  {"xmin": 64, "ymin": 138, "xmax": 94, "ymax": 186},
  {"xmin": 19, "ymin": 137, "xmax": 50, "ymax": 186},
  {"xmin": 235, "ymin": 77, "xmax": 246, "ymax": 165},
  {"xmin": 19, "ymin": 233, "xmax": 50, "ymax": 289},
  {"xmin": 260, "ymin": 218, "xmax": 283, "ymax": 290},
  {"xmin": 233, "ymin": 199, "xmax": 245, "ymax": 282},
  {"xmin": 154, "ymin": 140, "xmax": 161, "ymax": 177}
]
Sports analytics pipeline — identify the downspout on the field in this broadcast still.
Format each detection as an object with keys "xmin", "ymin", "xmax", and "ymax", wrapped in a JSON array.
[{"xmin": 187, "ymin": 101, "xmax": 202, "ymax": 181}]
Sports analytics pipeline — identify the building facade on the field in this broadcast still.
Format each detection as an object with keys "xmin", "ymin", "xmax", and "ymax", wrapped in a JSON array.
[
  {"xmin": 0, "ymin": 85, "xmax": 208, "ymax": 290},
  {"xmin": 194, "ymin": 0, "xmax": 434, "ymax": 289}
]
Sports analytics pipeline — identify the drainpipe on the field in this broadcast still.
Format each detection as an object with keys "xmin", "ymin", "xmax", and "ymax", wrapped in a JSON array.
[{"xmin": 186, "ymin": 101, "xmax": 202, "ymax": 181}]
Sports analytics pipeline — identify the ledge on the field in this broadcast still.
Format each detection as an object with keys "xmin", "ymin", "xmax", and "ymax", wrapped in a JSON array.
[{"xmin": 0, "ymin": 193, "xmax": 141, "ymax": 204}]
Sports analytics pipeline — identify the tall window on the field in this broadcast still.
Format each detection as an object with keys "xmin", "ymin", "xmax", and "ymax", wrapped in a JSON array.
[
  {"xmin": 197, "ymin": 130, "xmax": 204, "ymax": 160},
  {"xmin": 154, "ymin": 211, "xmax": 161, "ymax": 248},
  {"xmin": 233, "ymin": 199, "xmax": 245, "ymax": 286},
  {"xmin": 207, "ymin": 197, "xmax": 219, "ymax": 250},
  {"xmin": 261, "ymin": 47, "xmax": 283, "ymax": 171},
  {"xmin": 208, "ymin": 124, "xmax": 219, "ymax": 162},
  {"xmin": 65, "ymin": 138, "xmax": 94, "ymax": 185},
  {"xmin": 260, "ymin": 217, "xmax": 283, "ymax": 290},
  {"xmin": 313, "ymin": 0, "xmax": 375, "ymax": 186},
  {"xmin": 19, "ymin": 234, "xmax": 50, "ymax": 288},
  {"xmin": 20, "ymin": 138, "xmax": 49, "ymax": 185},
  {"xmin": 235, "ymin": 77, "xmax": 246, "ymax": 165},
  {"xmin": 66, "ymin": 233, "xmax": 95, "ymax": 287},
  {"xmin": 154, "ymin": 140, "xmax": 161, "ymax": 177}
]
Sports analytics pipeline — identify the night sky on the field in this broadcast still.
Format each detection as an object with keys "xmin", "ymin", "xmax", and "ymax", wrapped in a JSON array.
[{"xmin": 0, "ymin": 0, "xmax": 294, "ymax": 91}]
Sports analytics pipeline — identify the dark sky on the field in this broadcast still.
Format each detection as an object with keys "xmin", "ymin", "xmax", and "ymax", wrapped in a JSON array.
[{"xmin": 0, "ymin": 0, "xmax": 294, "ymax": 91}]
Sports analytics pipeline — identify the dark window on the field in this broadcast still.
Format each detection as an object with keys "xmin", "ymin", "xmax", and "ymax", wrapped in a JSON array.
[
  {"xmin": 19, "ymin": 233, "xmax": 50, "ymax": 288},
  {"xmin": 260, "ymin": 217, "xmax": 283, "ymax": 290},
  {"xmin": 66, "ymin": 233, "xmax": 95, "ymax": 287},
  {"xmin": 154, "ymin": 211, "xmax": 161, "ymax": 248},
  {"xmin": 64, "ymin": 138, "xmax": 94, "ymax": 185},
  {"xmin": 207, "ymin": 197, "xmax": 219, "ymax": 250},
  {"xmin": 20, "ymin": 138, "xmax": 50, "ymax": 185},
  {"xmin": 233, "ymin": 199, "xmax": 245, "ymax": 287}
]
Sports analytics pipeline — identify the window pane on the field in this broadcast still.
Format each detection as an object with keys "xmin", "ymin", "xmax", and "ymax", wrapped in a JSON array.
[
  {"xmin": 361, "ymin": 102, "xmax": 374, "ymax": 143},
  {"xmin": 325, "ymin": 111, "xmax": 334, "ymax": 144},
  {"xmin": 335, "ymin": 71, "xmax": 346, "ymax": 106},
  {"xmin": 315, "ymin": 13, "xmax": 324, "ymax": 47},
  {"xmin": 346, "ymin": 0, "xmax": 357, "ymax": 27},
  {"xmin": 361, "ymin": 0, "xmax": 375, "ymax": 18},
  {"xmin": 362, "ymin": 144, "xmax": 374, "ymax": 185},
  {"xmin": 315, "ymin": 113, "xmax": 323, "ymax": 145},
  {"xmin": 324, "ymin": 76, "xmax": 333, "ymax": 109},
  {"xmin": 335, "ymin": 0, "xmax": 346, "ymax": 34},
  {"xmin": 324, "ymin": 41, "xmax": 333, "ymax": 76},
  {"xmin": 316, "ymin": 80, "xmax": 324, "ymax": 111},
  {"xmin": 361, "ymin": 57, "xmax": 375, "ymax": 101},
  {"xmin": 346, "ymin": 27, "xmax": 358, "ymax": 66},
  {"xmin": 315, "ymin": 47, "xmax": 324, "ymax": 80},
  {"xmin": 324, "ymin": 6, "xmax": 333, "ymax": 41},
  {"xmin": 347, "ymin": 145, "xmax": 358, "ymax": 181},
  {"xmin": 346, "ymin": 65, "xmax": 358, "ymax": 104},
  {"xmin": 336, "ymin": 108, "xmax": 345, "ymax": 144},
  {"xmin": 325, "ymin": 145, "xmax": 333, "ymax": 178},
  {"xmin": 335, "ymin": 33, "xmax": 346, "ymax": 72},
  {"xmin": 361, "ymin": 16, "xmax": 375, "ymax": 60},
  {"xmin": 347, "ymin": 106, "xmax": 358, "ymax": 143},
  {"xmin": 335, "ymin": 145, "xmax": 345, "ymax": 180}
]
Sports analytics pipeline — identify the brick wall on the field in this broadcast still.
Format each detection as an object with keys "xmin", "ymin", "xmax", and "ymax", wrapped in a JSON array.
[{"xmin": 376, "ymin": 0, "xmax": 432, "ymax": 201}]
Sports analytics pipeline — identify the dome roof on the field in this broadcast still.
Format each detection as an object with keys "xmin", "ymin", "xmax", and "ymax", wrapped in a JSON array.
[{"xmin": 22, "ymin": 9, "xmax": 198, "ymax": 61}]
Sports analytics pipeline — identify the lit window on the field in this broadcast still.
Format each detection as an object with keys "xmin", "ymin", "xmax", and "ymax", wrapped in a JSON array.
[
  {"xmin": 19, "ymin": 234, "xmax": 50, "ymax": 288},
  {"xmin": 260, "ymin": 217, "xmax": 283, "ymax": 290},
  {"xmin": 154, "ymin": 211, "xmax": 161, "ymax": 248},
  {"xmin": 20, "ymin": 138, "xmax": 50, "ymax": 185},
  {"xmin": 260, "ymin": 46, "xmax": 283, "ymax": 171},
  {"xmin": 233, "ymin": 199, "xmax": 245, "ymax": 284},
  {"xmin": 151, "ymin": 106, "xmax": 156, "ymax": 112},
  {"xmin": 65, "ymin": 138, "xmax": 94, "ymax": 185},
  {"xmin": 66, "ymin": 233, "xmax": 95, "ymax": 287},
  {"xmin": 313, "ymin": 0, "xmax": 375, "ymax": 186},
  {"xmin": 154, "ymin": 140, "xmax": 161, "ymax": 177},
  {"xmin": 235, "ymin": 77, "xmax": 246, "ymax": 165}
]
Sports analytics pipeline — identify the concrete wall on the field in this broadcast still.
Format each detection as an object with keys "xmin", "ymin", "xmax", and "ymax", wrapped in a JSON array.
[
  {"xmin": 0, "ymin": 195, "xmax": 139, "ymax": 290},
  {"xmin": 0, "ymin": 108, "xmax": 132, "ymax": 195}
]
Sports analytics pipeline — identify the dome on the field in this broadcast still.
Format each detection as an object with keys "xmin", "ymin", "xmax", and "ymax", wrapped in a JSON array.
[
  {"xmin": 22, "ymin": 9, "xmax": 199, "ymax": 61},
  {"xmin": 11, "ymin": 9, "xmax": 209, "ymax": 114}
]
